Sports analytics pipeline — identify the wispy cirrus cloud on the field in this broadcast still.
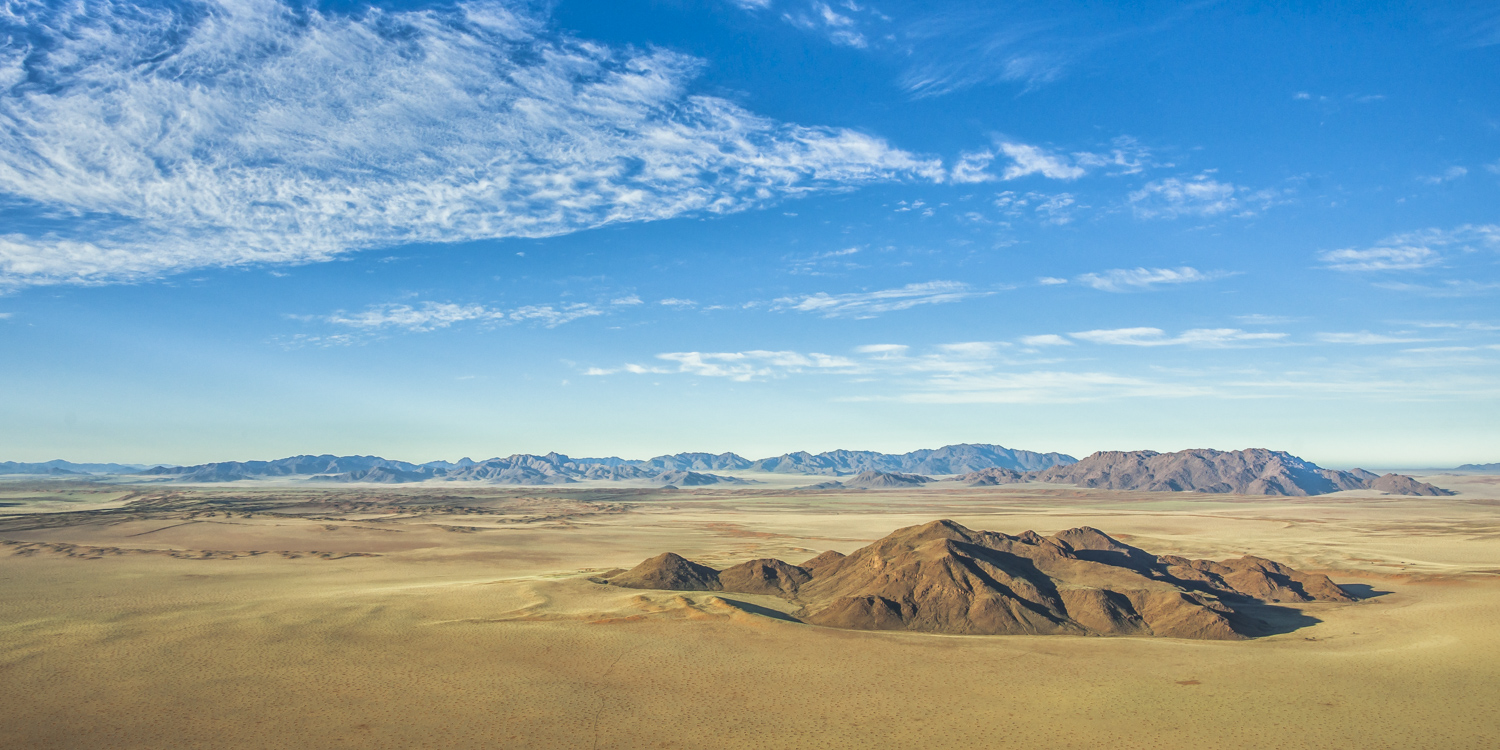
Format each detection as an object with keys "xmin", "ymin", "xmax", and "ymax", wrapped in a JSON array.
[
  {"xmin": 1418, "ymin": 166, "xmax": 1468, "ymax": 184},
  {"xmin": 1072, "ymin": 266, "xmax": 1230, "ymax": 292},
  {"xmin": 1127, "ymin": 174, "xmax": 1280, "ymax": 219},
  {"xmin": 781, "ymin": 2, "xmax": 869, "ymax": 48},
  {"xmin": 1069, "ymin": 327, "xmax": 1286, "ymax": 347},
  {"xmin": 771, "ymin": 281, "xmax": 993, "ymax": 318},
  {"xmin": 589, "ymin": 349, "xmax": 859, "ymax": 381},
  {"xmin": 1316, "ymin": 332, "xmax": 1429, "ymax": 345},
  {"xmin": 952, "ymin": 137, "xmax": 1155, "ymax": 184},
  {"xmin": 0, "ymin": 0, "xmax": 943, "ymax": 289},
  {"xmin": 306, "ymin": 295, "xmax": 641, "ymax": 339},
  {"xmin": 1319, "ymin": 224, "xmax": 1500, "ymax": 272},
  {"xmin": 586, "ymin": 336, "xmax": 1500, "ymax": 403}
]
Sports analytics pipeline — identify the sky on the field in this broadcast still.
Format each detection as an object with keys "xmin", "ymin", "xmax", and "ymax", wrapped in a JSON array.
[{"xmin": 1, "ymin": 0, "xmax": 1497, "ymax": 468}]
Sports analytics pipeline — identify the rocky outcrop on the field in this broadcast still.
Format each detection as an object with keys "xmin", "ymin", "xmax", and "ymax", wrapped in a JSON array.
[
  {"xmin": 610, "ymin": 553, "xmax": 722, "ymax": 591},
  {"xmin": 608, "ymin": 520, "xmax": 1354, "ymax": 640},
  {"xmin": 1368, "ymin": 473, "xmax": 1454, "ymax": 496},
  {"xmin": 840, "ymin": 470, "xmax": 933, "ymax": 489},
  {"xmin": 952, "ymin": 467, "xmax": 1026, "ymax": 486}
]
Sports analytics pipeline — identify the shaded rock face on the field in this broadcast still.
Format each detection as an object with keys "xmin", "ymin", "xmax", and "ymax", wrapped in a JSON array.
[
  {"xmin": 953, "ymin": 467, "xmax": 1026, "ymax": 486},
  {"xmin": 717, "ymin": 559, "xmax": 812, "ymax": 596},
  {"xmin": 609, "ymin": 520, "xmax": 1353, "ymax": 640},
  {"xmin": 1030, "ymin": 449, "xmax": 1451, "ymax": 497},
  {"xmin": 841, "ymin": 470, "xmax": 932, "ymax": 489},
  {"xmin": 651, "ymin": 470, "xmax": 745, "ymax": 486},
  {"xmin": 1368, "ymin": 473, "xmax": 1454, "ymax": 496},
  {"xmin": 610, "ymin": 553, "xmax": 722, "ymax": 591}
]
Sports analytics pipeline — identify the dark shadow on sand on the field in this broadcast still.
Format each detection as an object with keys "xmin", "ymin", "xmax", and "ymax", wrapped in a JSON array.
[
  {"xmin": 1338, "ymin": 583, "xmax": 1392, "ymax": 600},
  {"xmin": 1234, "ymin": 602, "xmax": 1322, "ymax": 636},
  {"xmin": 717, "ymin": 598, "xmax": 804, "ymax": 623}
]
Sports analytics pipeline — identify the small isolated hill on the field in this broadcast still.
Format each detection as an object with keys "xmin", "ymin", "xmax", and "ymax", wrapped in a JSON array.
[
  {"xmin": 1029, "ymin": 449, "xmax": 1451, "ymax": 496},
  {"xmin": 794, "ymin": 480, "xmax": 846, "ymax": 490},
  {"xmin": 952, "ymin": 467, "xmax": 1026, "ymax": 486},
  {"xmin": 650, "ymin": 471, "xmax": 747, "ymax": 486},
  {"xmin": 1367, "ymin": 473, "xmax": 1452, "ymax": 496},
  {"xmin": 840, "ymin": 470, "xmax": 932, "ymax": 489},
  {"xmin": 610, "ymin": 553, "xmax": 722, "ymax": 591},
  {"xmin": 608, "ymin": 520, "xmax": 1354, "ymax": 640}
]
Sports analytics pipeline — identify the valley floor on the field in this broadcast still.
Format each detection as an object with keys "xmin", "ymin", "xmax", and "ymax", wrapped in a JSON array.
[{"xmin": 2, "ymin": 476, "xmax": 1498, "ymax": 749}]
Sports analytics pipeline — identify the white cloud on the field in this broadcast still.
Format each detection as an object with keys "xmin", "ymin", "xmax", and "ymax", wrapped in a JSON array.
[
  {"xmin": 950, "ymin": 151, "xmax": 999, "ymax": 184},
  {"xmin": 855, "ymin": 344, "xmax": 910, "ymax": 356},
  {"xmin": 1074, "ymin": 266, "xmax": 1227, "ymax": 292},
  {"xmin": 1128, "ymin": 175, "xmax": 1242, "ymax": 219},
  {"xmin": 1037, "ymin": 276, "xmax": 1068, "ymax": 285},
  {"xmin": 1418, "ymin": 166, "xmax": 1468, "ymax": 184},
  {"xmin": 655, "ymin": 350, "xmax": 859, "ymax": 381},
  {"xmin": 658, "ymin": 298, "xmax": 697, "ymax": 307},
  {"xmin": 1316, "ymin": 332, "xmax": 1428, "ymax": 345},
  {"xmin": 998, "ymin": 143, "xmax": 1086, "ymax": 180},
  {"xmin": 1319, "ymin": 224, "xmax": 1500, "ymax": 272},
  {"xmin": 936, "ymin": 341, "xmax": 1005, "ymax": 357},
  {"xmin": 320, "ymin": 299, "xmax": 603, "ymax": 333},
  {"xmin": 611, "ymin": 296, "xmax": 644, "ymax": 306},
  {"xmin": 0, "ymin": 0, "xmax": 942, "ymax": 289},
  {"xmin": 782, "ymin": 2, "xmax": 868, "ymax": 48},
  {"xmin": 956, "ymin": 137, "xmax": 1154, "ymax": 184},
  {"xmin": 1234, "ymin": 313, "xmax": 1296, "ymax": 325},
  {"xmin": 1033, "ymin": 193, "xmax": 1078, "ymax": 225},
  {"xmin": 1019, "ymin": 334, "xmax": 1071, "ymax": 346},
  {"xmin": 1069, "ymin": 327, "xmax": 1286, "ymax": 347},
  {"xmin": 1319, "ymin": 246, "xmax": 1440, "ymax": 272},
  {"xmin": 772, "ymin": 281, "xmax": 992, "ymax": 318},
  {"xmin": 993, "ymin": 190, "xmax": 1083, "ymax": 225},
  {"xmin": 894, "ymin": 10, "xmax": 1067, "ymax": 98}
]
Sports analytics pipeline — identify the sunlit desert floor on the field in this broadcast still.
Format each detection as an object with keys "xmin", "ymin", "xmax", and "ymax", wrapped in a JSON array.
[{"xmin": 3, "ymin": 474, "xmax": 1499, "ymax": 749}]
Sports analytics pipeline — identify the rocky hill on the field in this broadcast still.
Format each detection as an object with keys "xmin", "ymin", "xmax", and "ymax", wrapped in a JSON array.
[
  {"xmin": 607, "ymin": 520, "xmax": 1353, "ymax": 640},
  {"xmin": 839, "ymin": 470, "xmax": 932, "ymax": 489},
  {"xmin": 1024, "ymin": 449, "xmax": 1451, "ymax": 497}
]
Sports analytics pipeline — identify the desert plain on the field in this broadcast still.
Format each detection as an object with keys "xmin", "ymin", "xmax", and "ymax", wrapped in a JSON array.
[{"xmin": 2, "ymin": 474, "xmax": 1499, "ymax": 749}]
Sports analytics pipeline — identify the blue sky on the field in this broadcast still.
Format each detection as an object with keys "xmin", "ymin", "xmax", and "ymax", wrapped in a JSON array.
[{"xmin": 1, "ymin": 0, "xmax": 1497, "ymax": 467}]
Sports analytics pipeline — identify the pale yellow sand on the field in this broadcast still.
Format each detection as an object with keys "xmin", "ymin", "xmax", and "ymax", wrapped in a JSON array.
[{"xmin": 2, "ymin": 479, "xmax": 1497, "ymax": 749}]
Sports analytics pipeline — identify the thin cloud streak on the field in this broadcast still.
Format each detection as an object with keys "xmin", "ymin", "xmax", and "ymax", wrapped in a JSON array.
[
  {"xmin": 1073, "ymin": 266, "xmax": 1229, "ymax": 292},
  {"xmin": 1069, "ymin": 327, "xmax": 1286, "ymax": 347},
  {"xmin": 772, "ymin": 281, "xmax": 993, "ymax": 318}
]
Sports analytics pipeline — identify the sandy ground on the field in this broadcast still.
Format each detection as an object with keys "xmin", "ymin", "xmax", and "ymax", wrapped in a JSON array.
[{"xmin": 1, "ymin": 475, "xmax": 1498, "ymax": 749}]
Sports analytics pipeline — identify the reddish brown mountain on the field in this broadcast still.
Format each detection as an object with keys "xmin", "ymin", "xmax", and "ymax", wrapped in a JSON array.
[
  {"xmin": 1024, "ymin": 448, "xmax": 1451, "ymax": 496},
  {"xmin": 608, "ymin": 520, "xmax": 1353, "ymax": 640},
  {"xmin": 610, "ymin": 552, "xmax": 722, "ymax": 591}
]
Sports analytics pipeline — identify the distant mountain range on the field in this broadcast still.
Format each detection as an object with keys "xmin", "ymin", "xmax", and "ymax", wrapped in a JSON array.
[
  {"xmin": 0, "ymin": 460, "xmax": 163, "ymax": 476},
  {"xmin": 1455, "ymin": 462, "xmax": 1500, "ymax": 473},
  {"xmin": 122, "ymin": 443, "xmax": 1078, "ymax": 485},
  {"xmin": 0, "ymin": 446, "xmax": 1455, "ymax": 496}
]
